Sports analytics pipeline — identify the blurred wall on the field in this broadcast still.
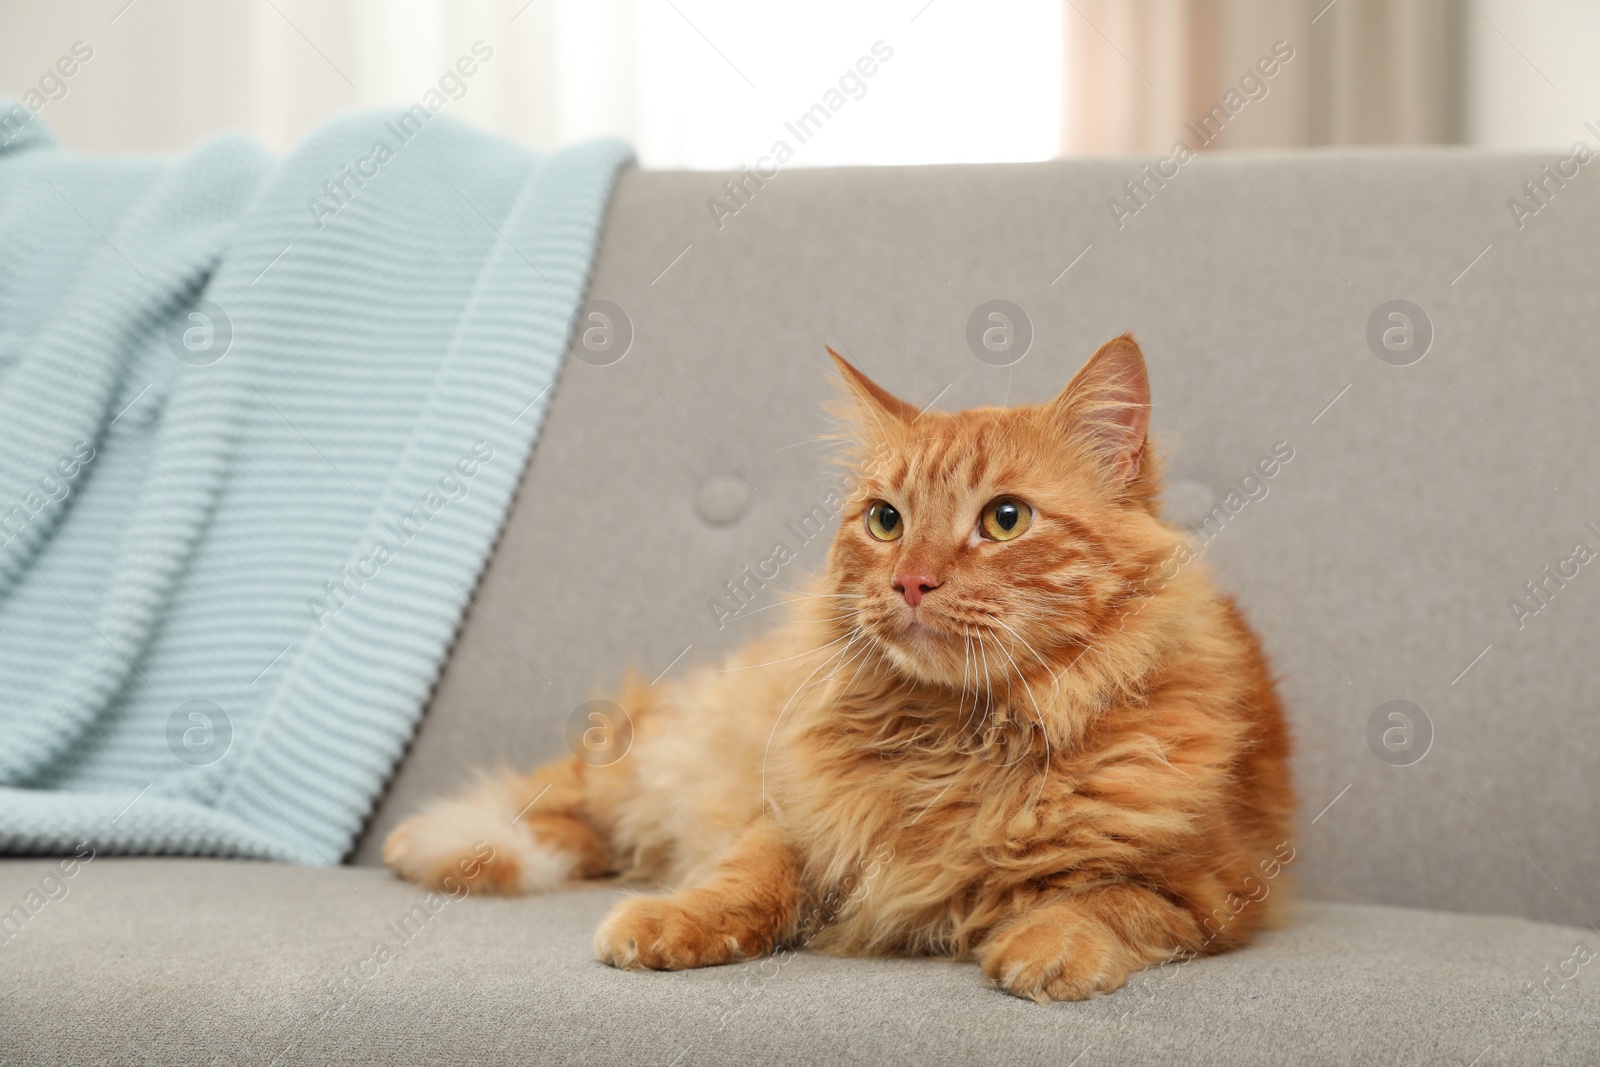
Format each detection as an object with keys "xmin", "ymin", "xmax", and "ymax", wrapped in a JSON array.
[{"xmin": 1466, "ymin": 0, "xmax": 1600, "ymax": 150}]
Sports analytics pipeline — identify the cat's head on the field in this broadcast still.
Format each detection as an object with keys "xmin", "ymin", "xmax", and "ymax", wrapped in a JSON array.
[{"xmin": 824, "ymin": 335, "xmax": 1178, "ymax": 691}]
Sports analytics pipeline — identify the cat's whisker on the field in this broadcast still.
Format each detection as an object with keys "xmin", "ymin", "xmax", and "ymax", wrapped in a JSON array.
[
  {"xmin": 956, "ymin": 627, "xmax": 983, "ymax": 736},
  {"xmin": 992, "ymin": 619, "xmax": 1062, "ymax": 696},
  {"xmin": 742, "ymin": 608, "xmax": 862, "ymax": 634},
  {"xmin": 759, "ymin": 627, "xmax": 864, "ymax": 809},
  {"xmin": 983, "ymin": 635, "xmax": 996, "ymax": 723},
  {"xmin": 999, "ymin": 642, "xmax": 1015, "ymax": 713},
  {"xmin": 805, "ymin": 650, "xmax": 869, "ymax": 712},
  {"xmin": 715, "ymin": 631, "xmax": 855, "ymax": 673},
  {"xmin": 834, "ymin": 632, "xmax": 882, "ymax": 699},
  {"xmin": 966, "ymin": 630, "xmax": 979, "ymax": 729},
  {"xmin": 974, "ymin": 631, "xmax": 996, "ymax": 741},
  {"xmin": 770, "ymin": 574, "xmax": 863, "ymax": 601},
  {"xmin": 991, "ymin": 635, "xmax": 1043, "ymax": 727},
  {"xmin": 763, "ymin": 435, "xmax": 837, "ymax": 455},
  {"xmin": 812, "ymin": 630, "xmax": 877, "ymax": 696},
  {"xmin": 965, "ymin": 629, "xmax": 982, "ymax": 734},
  {"xmin": 795, "ymin": 610, "xmax": 870, "ymax": 630},
  {"xmin": 985, "ymin": 633, "xmax": 1053, "ymax": 807},
  {"xmin": 728, "ymin": 598, "xmax": 861, "ymax": 623}
]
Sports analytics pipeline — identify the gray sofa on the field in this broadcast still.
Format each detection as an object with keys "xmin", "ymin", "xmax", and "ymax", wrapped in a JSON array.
[{"xmin": 4, "ymin": 153, "xmax": 1598, "ymax": 1065}]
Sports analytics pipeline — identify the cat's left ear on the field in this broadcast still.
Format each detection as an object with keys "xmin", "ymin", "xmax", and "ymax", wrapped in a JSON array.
[
  {"xmin": 826, "ymin": 346, "xmax": 919, "ymax": 427},
  {"xmin": 1048, "ymin": 333, "xmax": 1151, "ymax": 482}
]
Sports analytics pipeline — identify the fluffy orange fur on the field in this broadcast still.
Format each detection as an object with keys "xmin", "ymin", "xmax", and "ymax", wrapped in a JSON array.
[{"xmin": 385, "ymin": 334, "xmax": 1295, "ymax": 1001}]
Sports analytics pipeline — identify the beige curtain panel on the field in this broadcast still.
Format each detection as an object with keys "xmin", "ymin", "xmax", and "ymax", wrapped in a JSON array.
[{"xmin": 1062, "ymin": 0, "xmax": 1463, "ymax": 153}]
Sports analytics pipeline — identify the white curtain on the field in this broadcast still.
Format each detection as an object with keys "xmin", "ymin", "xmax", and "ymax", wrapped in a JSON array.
[
  {"xmin": 0, "ymin": 0, "xmax": 1064, "ymax": 166},
  {"xmin": 0, "ymin": 0, "xmax": 634, "ymax": 154}
]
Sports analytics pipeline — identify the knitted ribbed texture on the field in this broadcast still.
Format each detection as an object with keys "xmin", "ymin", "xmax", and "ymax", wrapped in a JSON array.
[{"xmin": 0, "ymin": 105, "xmax": 631, "ymax": 863}]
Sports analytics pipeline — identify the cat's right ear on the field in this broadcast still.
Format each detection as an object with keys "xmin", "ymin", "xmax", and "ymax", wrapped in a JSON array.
[{"xmin": 826, "ymin": 346, "xmax": 919, "ymax": 430}]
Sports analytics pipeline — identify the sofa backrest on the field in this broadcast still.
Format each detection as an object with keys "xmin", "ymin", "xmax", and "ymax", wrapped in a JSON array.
[{"xmin": 358, "ymin": 154, "xmax": 1600, "ymax": 930}]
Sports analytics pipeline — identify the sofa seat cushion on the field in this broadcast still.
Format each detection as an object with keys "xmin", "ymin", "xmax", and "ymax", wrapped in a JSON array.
[{"xmin": 1, "ymin": 859, "xmax": 1593, "ymax": 1066}]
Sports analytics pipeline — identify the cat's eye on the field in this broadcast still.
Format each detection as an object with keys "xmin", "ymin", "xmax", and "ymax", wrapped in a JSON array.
[
  {"xmin": 865, "ymin": 500, "xmax": 903, "ymax": 541},
  {"xmin": 979, "ymin": 498, "xmax": 1032, "ymax": 542}
]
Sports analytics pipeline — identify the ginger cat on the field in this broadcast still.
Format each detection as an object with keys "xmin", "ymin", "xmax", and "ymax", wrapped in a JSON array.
[{"xmin": 384, "ymin": 334, "xmax": 1295, "ymax": 1001}]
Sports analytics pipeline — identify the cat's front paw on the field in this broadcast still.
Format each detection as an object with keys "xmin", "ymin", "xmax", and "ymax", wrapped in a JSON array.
[
  {"xmin": 595, "ymin": 894, "xmax": 769, "ymax": 970},
  {"xmin": 980, "ymin": 910, "xmax": 1134, "ymax": 1002}
]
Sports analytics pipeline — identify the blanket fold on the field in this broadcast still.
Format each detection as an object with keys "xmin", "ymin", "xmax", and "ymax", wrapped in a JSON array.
[{"xmin": 0, "ymin": 105, "xmax": 630, "ymax": 863}]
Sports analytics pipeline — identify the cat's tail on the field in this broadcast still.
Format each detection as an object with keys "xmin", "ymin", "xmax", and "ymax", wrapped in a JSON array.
[{"xmin": 383, "ymin": 758, "xmax": 610, "ymax": 894}]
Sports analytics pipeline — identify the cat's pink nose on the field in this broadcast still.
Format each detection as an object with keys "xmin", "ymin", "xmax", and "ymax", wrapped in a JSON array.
[{"xmin": 893, "ymin": 571, "xmax": 941, "ymax": 607}]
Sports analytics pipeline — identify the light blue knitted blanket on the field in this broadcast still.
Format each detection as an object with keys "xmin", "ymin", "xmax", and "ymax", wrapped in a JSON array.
[{"xmin": 0, "ymin": 105, "xmax": 629, "ymax": 863}]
